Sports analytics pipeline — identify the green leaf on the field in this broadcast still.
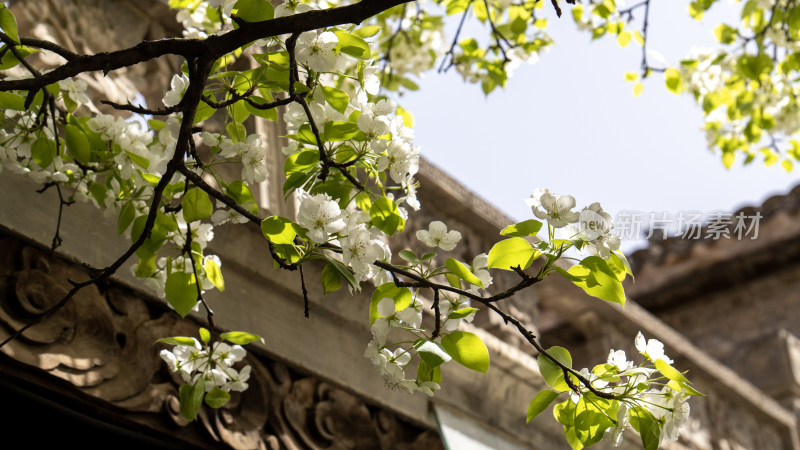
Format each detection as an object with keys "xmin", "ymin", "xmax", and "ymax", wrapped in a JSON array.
[
  {"xmin": 667, "ymin": 379, "xmax": 705, "ymax": 396},
  {"xmin": 182, "ymin": 188, "xmax": 213, "ymax": 223},
  {"xmin": 448, "ymin": 307, "xmax": 478, "ymax": 319},
  {"xmin": 260, "ymin": 216, "xmax": 299, "ymax": 244},
  {"xmin": 321, "ymin": 255, "xmax": 360, "ymax": 292},
  {"xmin": 352, "ymin": 25, "xmax": 382, "ymax": 39},
  {"xmin": 398, "ymin": 249, "xmax": 420, "ymax": 264},
  {"xmin": 31, "ymin": 137, "xmax": 56, "ymax": 169},
  {"xmin": 0, "ymin": 6, "xmax": 19, "ymax": 43},
  {"xmin": 123, "ymin": 149, "xmax": 149, "ymax": 169},
  {"xmin": 444, "ymin": 273, "xmax": 462, "ymax": 289},
  {"xmin": 617, "ymin": 30, "xmax": 631, "ymax": 47},
  {"xmin": 220, "ymin": 331, "xmax": 264, "ymax": 345},
  {"xmin": 226, "ymin": 122, "xmax": 246, "ymax": 142},
  {"xmin": 574, "ymin": 395, "xmax": 615, "ymax": 447},
  {"xmin": 714, "ymin": 23, "xmax": 737, "ymax": 44},
  {"xmin": 628, "ymin": 406, "xmax": 660, "ymax": 450},
  {"xmin": 204, "ymin": 387, "xmax": 231, "ymax": 409},
  {"xmin": 65, "ymin": 124, "xmax": 91, "ymax": 165},
  {"xmin": 0, "ymin": 91, "xmax": 25, "ymax": 110},
  {"xmin": 232, "ymin": 0, "xmax": 274, "ymax": 22},
  {"xmin": 334, "ymin": 31, "xmax": 371, "ymax": 59},
  {"xmin": 323, "ymin": 121, "xmax": 360, "ymax": 141},
  {"xmin": 537, "ymin": 346, "xmax": 572, "ymax": 392},
  {"xmin": 527, "ymin": 390, "xmax": 560, "ymax": 423},
  {"xmin": 284, "ymin": 149, "xmax": 319, "ymax": 175},
  {"xmin": 141, "ymin": 173, "xmax": 161, "ymax": 184},
  {"xmin": 0, "ymin": 45, "xmax": 33, "ymax": 70},
  {"xmin": 369, "ymin": 283, "xmax": 412, "ymax": 324},
  {"xmin": 230, "ymin": 100, "xmax": 250, "ymax": 123},
  {"xmin": 655, "ymin": 359, "xmax": 688, "ymax": 383},
  {"xmin": 193, "ymin": 100, "xmax": 215, "ymax": 124},
  {"xmin": 135, "ymin": 254, "xmax": 157, "ymax": 278},
  {"xmin": 445, "ymin": 258, "xmax": 483, "ymax": 287},
  {"xmin": 441, "ymin": 331, "xmax": 490, "ymax": 373},
  {"xmin": 272, "ymin": 243, "xmax": 302, "ymax": 265},
  {"xmin": 203, "ymin": 257, "xmax": 225, "ymax": 291},
  {"xmin": 156, "ymin": 336, "xmax": 197, "ymax": 346},
  {"xmin": 500, "ymin": 219, "xmax": 543, "ymax": 237},
  {"xmin": 321, "ymin": 86, "xmax": 349, "ymax": 114},
  {"xmin": 370, "ymin": 197, "xmax": 405, "ymax": 236},
  {"xmin": 117, "ymin": 201, "xmax": 136, "ymax": 235},
  {"xmin": 179, "ymin": 379, "xmax": 205, "ymax": 421},
  {"xmin": 488, "ymin": 237, "xmax": 538, "ymax": 271},
  {"xmin": 321, "ymin": 262, "xmax": 343, "ymax": 294},
  {"xmin": 199, "ymin": 327, "xmax": 211, "ymax": 344},
  {"xmin": 567, "ymin": 256, "xmax": 626, "ymax": 306},
  {"xmin": 416, "ymin": 340, "xmax": 451, "ymax": 368},
  {"xmin": 225, "ymin": 180, "xmax": 259, "ymax": 215},
  {"xmin": 417, "ymin": 359, "xmax": 442, "ymax": 384},
  {"xmin": 165, "ymin": 272, "xmax": 198, "ymax": 317},
  {"xmin": 664, "ymin": 67, "xmax": 682, "ymax": 94}
]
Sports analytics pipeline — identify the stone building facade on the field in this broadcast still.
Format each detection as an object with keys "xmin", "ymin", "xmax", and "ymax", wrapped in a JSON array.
[{"xmin": 1, "ymin": 1, "xmax": 799, "ymax": 448}]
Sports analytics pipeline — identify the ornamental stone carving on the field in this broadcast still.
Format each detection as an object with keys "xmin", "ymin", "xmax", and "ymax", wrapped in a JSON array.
[{"xmin": 0, "ymin": 233, "xmax": 443, "ymax": 449}]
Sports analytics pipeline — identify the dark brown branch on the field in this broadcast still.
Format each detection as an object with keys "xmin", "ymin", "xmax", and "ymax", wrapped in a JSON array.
[
  {"xmin": 101, "ymin": 100, "xmax": 177, "ymax": 116},
  {"xmin": 0, "ymin": 53, "xmax": 216, "ymax": 349},
  {"xmin": 300, "ymin": 265, "xmax": 310, "ymax": 318},
  {"xmin": 551, "ymin": 0, "xmax": 562, "ymax": 17},
  {"xmin": 0, "ymin": 0, "xmax": 414, "ymax": 93},
  {"xmin": 19, "ymin": 37, "xmax": 78, "ymax": 60},
  {"xmin": 184, "ymin": 222, "xmax": 217, "ymax": 331},
  {"xmin": 175, "ymin": 164, "xmax": 298, "ymax": 271},
  {"xmin": 431, "ymin": 289, "xmax": 441, "ymax": 339},
  {"xmin": 438, "ymin": 2, "xmax": 472, "ymax": 73},
  {"xmin": 200, "ymin": 83, "xmax": 257, "ymax": 109}
]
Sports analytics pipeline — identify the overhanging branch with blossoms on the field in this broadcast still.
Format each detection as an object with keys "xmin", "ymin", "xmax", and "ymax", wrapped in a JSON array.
[{"xmin": 1, "ymin": 0, "xmax": 767, "ymax": 447}]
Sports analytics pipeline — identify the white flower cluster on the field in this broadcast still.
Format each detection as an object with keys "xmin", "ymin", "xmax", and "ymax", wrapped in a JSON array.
[
  {"xmin": 160, "ymin": 338, "xmax": 251, "ymax": 393},
  {"xmin": 362, "ymin": 220, "xmax": 490, "ymax": 396},
  {"xmin": 201, "ymin": 132, "xmax": 268, "ymax": 184},
  {"xmin": 294, "ymin": 191, "xmax": 392, "ymax": 284},
  {"xmin": 527, "ymin": 188, "xmax": 621, "ymax": 258},
  {"xmin": 571, "ymin": 332, "xmax": 691, "ymax": 447}
]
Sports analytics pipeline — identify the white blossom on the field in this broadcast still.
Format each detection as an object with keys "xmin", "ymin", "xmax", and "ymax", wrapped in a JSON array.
[
  {"xmin": 296, "ymin": 193, "xmax": 346, "ymax": 243},
  {"xmin": 416, "ymin": 221, "xmax": 461, "ymax": 251},
  {"xmin": 525, "ymin": 188, "xmax": 580, "ymax": 228},
  {"xmin": 163, "ymin": 73, "xmax": 190, "ymax": 107}
]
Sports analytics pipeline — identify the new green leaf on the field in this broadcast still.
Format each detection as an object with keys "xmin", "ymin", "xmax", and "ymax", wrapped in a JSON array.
[
  {"xmin": 488, "ymin": 237, "xmax": 539, "ymax": 271},
  {"xmin": 182, "ymin": 188, "xmax": 213, "ymax": 223},
  {"xmin": 527, "ymin": 390, "xmax": 560, "ymax": 423},
  {"xmin": 445, "ymin": 258, "xmax": 483, "ymax": 287},
  {"xmin": 441, "ymin": 331, "xmax": 490, "ymax": 373}
]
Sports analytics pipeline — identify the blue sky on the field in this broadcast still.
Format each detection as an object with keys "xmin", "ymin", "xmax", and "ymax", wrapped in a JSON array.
[{"xmin": 399, "ymin": 2, "xmax": 800, "ymax": 252}]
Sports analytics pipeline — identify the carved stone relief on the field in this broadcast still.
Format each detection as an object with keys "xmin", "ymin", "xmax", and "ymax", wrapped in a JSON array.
[{"xmin": 0, "ymin": 232, "xmax": 443, "ymax": 449}]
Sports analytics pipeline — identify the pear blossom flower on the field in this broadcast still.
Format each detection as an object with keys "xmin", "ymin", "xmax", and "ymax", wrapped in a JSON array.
[
  {"xmin": 341, "ymin": 227, "xmax": 382, "ymax": 280},
  {"xmin": 275, "ymin": 0, "xmax": 315, "ymax": 17},
  {"xmin": 59, "ymin": 78, "xmax": 89, "ymax": 105},
  {"xmin": 225, "ymin": 365, "xmax": 251, "ymax": 392},
  {"xmin": 163, "ymin": 73, "xmax": 190, "ymax": 107},
  {"xmin": 376, "ymin": 297, "xmax": 396, "ymax": 317},
  {"xmin": 525, "ymin": 188, "xmax": 580, "ymax": 228},
  {"xmin": 296, "ymin": 193, "xmax": 346, "ymax": 243},
  {"xmin": 416, "ymin": 221, "xmax": 461, "ymax": 251},
  {"xmin": 470, "ymin": 253, "xmax": 492, "ymax": 293},
  {"xmin": 635, "ymin": 331, "xmax": 674, "ymax": 364},
  {"xmin": 604, "ymin": 402, "xmax": 629, "ymax": 446},
  {"xmin": 607, "ymin": 349, "xmax": 633, "ymax": 373},
  {"xmin": 296, "ymin": 31, "xmax": 338, "ymax": 72}
]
